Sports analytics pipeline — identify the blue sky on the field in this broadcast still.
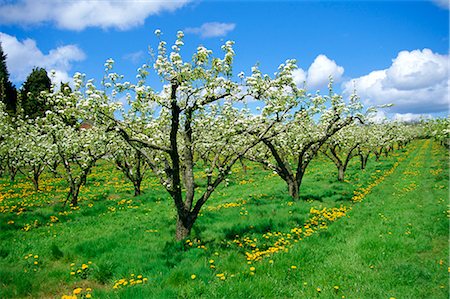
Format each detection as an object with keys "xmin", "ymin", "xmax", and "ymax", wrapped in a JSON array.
[{"xmin": 0, "ymin": 0, "xmax": 448, "ymax": 121}]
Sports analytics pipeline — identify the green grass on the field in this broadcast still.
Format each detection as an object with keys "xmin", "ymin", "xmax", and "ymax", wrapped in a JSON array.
[{"xmin": 0, "ymin": 139, "xmax": 448, "ymax": 298}]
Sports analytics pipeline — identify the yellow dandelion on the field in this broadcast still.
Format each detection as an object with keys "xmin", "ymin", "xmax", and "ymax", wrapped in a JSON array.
[
  {"xmin": 249, "ymin": 267, "xmax": 255, "ymax": 272},
  {"xmin": 291, "ymin": 265, "xmax": 297, "ymax": 269},
  {"xmin": 191, "ymin": 274, "xmax": 196, "ymax": 280},
  {"xmin": 73, "ymin": 287, "xmax": 83, "ymax": 295},
  {"xmin": 86, "ymin": 294, "xmax": 92, "ymax": 299}
]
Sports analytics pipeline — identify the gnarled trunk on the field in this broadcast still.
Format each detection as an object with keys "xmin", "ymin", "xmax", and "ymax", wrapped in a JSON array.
[
  {"xmin": 32, "ymin": 176, "xmax": 39, "ymax": 191},
  {"xmin": 133, "ymin": 180, "xmax": 142, "ymax": 196},
  {"xmin": 287, "ymin": 178, "xmax": 299, "ymax": 200},
  {"xmin": 176, "ymin": 214, "xmax": 195, "ymax": 241},
  {"xmin": 338, "ymin": 165, "xmax": 345, "ymax": 181}
]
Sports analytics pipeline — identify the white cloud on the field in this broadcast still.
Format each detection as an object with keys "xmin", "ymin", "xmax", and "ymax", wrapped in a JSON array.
[
  {"xmin": 431, "ymin": 0, "xmax": 449, "ymax": 9},
  {"xmin": 0, "ymin": 32, "xmax": 85, "ymax": 85},
  {"xmin": 292, "ymin": 68, "xmax": 307, "ymax": 87},
  {"xmin": 185, "ymin": 22, "xmax": 236, "ymax": 38},
  {"xmin": 343, "ymin": 49, "xmax": 449, "ymax": 114},
  {"xmin": 366, "ymin": 110, "xmax": 388, "ymax": 124},
  {"xmin": 293, "ymin": 54, "xmax": 344, "ymax": 90},
  {"xmin": 0, "ymin": 0, "xmax": 190, "ymax": 31},
  {"xmin": 393, "ymin": 113, "xmax": 432, "ymax": 123}
]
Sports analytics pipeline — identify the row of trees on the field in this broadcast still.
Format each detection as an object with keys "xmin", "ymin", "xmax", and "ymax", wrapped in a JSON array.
[
  {"xmin": 0, "ymin": 33, "xmax": 447, "ymax": 240},
  {"xmin": 0, "ymin": 43, "xmax": 52, "ymax": 118}
]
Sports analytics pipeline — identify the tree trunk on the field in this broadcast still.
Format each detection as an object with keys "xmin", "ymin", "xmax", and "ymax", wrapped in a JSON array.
[
  {"xmin": 338, "ymin": 165, "xmax": 345, "ymax": 181},
  {"xmin": 374, "ymin": 151, "xmax": 380, "ymax": 161},
  {"xmin": 360, "ymin": 154, "xmax": 369, "ymax": 170},
  {"xmin": 287, "ymin": 178, "xmax": 299, "ymax": 200},
  {"xmin": 133, "ymin": 179, "xmax": 141, "ymax": 196},
  {"xmin": 32, "ymin": 176, "xmax": 39, "ymax": 191},
  {"xmin": 68, "ymin": 184, "xmax": 81, "ymax": 207},
  {"xmin": 9, "ymin": 166, "xmax": 17, "ymax": 182},
  {"xmin": 176, "ymin": 215, "xmax": 194, "ymax": 241}
]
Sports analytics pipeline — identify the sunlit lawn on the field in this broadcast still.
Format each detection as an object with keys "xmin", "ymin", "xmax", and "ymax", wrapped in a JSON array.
[{"xmin": 0, "ymin": 139, "xmax": 448, "ymax": 298}]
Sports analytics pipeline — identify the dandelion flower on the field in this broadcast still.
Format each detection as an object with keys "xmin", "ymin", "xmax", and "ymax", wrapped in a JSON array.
[
  {"xmin": 73, "ymin": 287, "xmax": 83, "ymax": 295},
  {"xmin": 191, "ymin": 274, "xmax": 196, "ymax": 280}
]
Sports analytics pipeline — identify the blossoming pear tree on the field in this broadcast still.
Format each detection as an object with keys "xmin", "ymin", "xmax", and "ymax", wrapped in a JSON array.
[
  {"xmin": 245, "ymin": 79, "xmax": 364, "ymax": 199},
  {"xmin": 321, "ymin": 123, "xmax": 363, "ymax": 181},
  {"xmin": 0, "ymin": 103, "xmax": 22, "ymax": 181},
  {"xmin": 96, "ymin": 31, "xmax": 294, "ymax": 240},
  {"xmin": 110, "ymin": 138, "xmax": 149, "ymax": 196},
  {"xmin": 423, "ymin": 117, "xmax": 449, "ymax": 147},
  {"xmin": 42, "ymin": 75, "xmax": 116, "ymax": 206},
  {"xmin": 14, "ymin": 116, "xmax": 55, "ymax": 191}
]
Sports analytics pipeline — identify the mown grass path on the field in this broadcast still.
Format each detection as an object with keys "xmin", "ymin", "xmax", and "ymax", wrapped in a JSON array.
[{"xmin": 261, "ymin": 139, "xmax": 449, "ymax": 298}]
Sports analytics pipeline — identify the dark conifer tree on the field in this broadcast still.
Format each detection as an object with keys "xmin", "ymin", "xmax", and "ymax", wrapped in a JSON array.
[
  {"xmin": 20, "ymin": 67, "xmax": 51, "ymax": 118},
  {"xmin": 0, "ymin": 42, "xmax": 18, "ymax": 115}
]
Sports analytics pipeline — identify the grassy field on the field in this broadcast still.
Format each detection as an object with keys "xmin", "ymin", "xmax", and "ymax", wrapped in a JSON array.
[{"xmin": 0, "ymin": 139, "xmax": 448, "ymax": 298}]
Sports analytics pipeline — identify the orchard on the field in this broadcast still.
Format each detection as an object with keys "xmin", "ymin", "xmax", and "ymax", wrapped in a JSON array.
[{"xmin": 0, "ymin": 33, "xmax": 448, "ymax": 298}]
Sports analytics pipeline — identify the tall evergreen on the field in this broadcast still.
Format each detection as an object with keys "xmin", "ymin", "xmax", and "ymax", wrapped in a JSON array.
[
  {"xmin": 0, "ymin": 42, "xmax": 18, "ymax": 115},
  {"xmin": 20, "ymin": 67, "xmax": 51, "ymax": 118}
]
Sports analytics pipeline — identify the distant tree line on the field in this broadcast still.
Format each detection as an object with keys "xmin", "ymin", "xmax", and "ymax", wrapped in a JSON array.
[{"xmin": 0, "ymin": 42, "xmax": 55, "ymax": 119}]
